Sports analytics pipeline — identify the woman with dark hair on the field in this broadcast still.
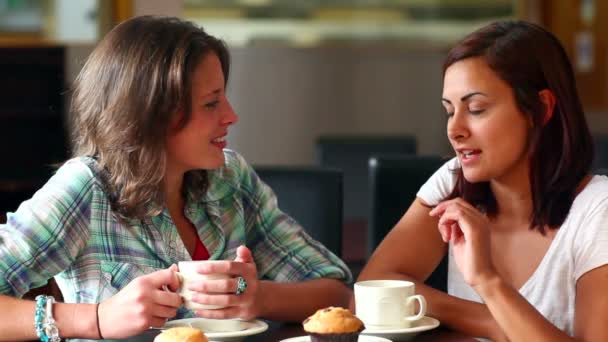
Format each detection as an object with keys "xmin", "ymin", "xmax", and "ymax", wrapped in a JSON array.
[
  {"xmin": 358, "ymin": 21, "xmax": 608, "ymax": 341},
  {"xmin": 0, "ymin": 16, "xmax": 351, "ymax": 341}
]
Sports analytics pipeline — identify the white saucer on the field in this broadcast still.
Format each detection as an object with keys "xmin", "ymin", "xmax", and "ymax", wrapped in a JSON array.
[
  {"xmin": 281, "ymin": 335, "xmax": 391, "ymax": 342},
  {"xmin": 163, "ymin": 318, "xmax": 268, "ymax": 341},
  {"xmin": 361, "ymin": 316, "xmax": 440, "ymax": 342}
]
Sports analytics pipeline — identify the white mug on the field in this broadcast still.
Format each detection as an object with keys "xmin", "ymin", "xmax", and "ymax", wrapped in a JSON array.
[
  {"xmin": 176, "ymin": 261, "xmax": 230, "ymax": 310},
  {"xmin": 354, "ymin": 280, "xmax": 427, "ymax": 330}
]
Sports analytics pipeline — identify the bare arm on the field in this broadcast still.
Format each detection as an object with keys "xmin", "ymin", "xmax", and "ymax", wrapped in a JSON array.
[
  {"xmin": 474, "ymin": 265, "xmax": 608, "ymax": 342},
  {"xmin": 356, "ymin": 199, "xmax": 507, "ymax": 341},
  {"xmin": 256, "ymin": 278, "xmax": 351, "ymax": 321},
  {"xmin": 0, "ymin": 267, "xmax": 182, "ymax": 341},
  {"xmin": 431, "ymin": 198, "xmax": 608, "ymax": 342},
  {"xmin": 0, "ymin": 295, "xmax": 100, "ymax": 341}
]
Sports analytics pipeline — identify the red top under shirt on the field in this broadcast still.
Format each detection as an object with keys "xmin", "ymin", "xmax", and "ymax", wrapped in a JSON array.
[{"xmin": 192, "ymin": 237, "xmax": 210, "ymax": 260}]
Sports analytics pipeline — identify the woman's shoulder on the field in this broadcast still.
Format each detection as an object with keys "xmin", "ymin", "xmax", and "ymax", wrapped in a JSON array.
[
  {"xmin": 417, "ymin": 156, "xmax": 458, "ymax": 206},
  {"xmin": 51, "ymin": 156, "xmax": 101, "ymax": 189},
  {"xmin": 18, "ymin": 157, "xmax": 103, "ymax": 211},
  {"xmin": 566, "ymin": 175, "xmax": 608, "ymax": 281},
  {"xmin": 566, "ymin": 175, "xmax": 608, "ymax": 228},
  {"xmin": 575, "ymin": 175, "xmax": 608, "ymax": 208}
]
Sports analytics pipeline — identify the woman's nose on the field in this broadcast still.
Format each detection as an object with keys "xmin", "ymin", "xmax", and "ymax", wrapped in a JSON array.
[
  {"xmin": 223, "ymin": 101, "xmax": 239, "ymax": 125},
  {"xmin": 447, "ymin": 111, "xmax": 469, "ymax": 141}
]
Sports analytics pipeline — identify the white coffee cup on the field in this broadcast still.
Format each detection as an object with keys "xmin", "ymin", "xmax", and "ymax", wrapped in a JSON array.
[
  {"xmin": 354, "ymin": 280, "xmax": 427, "ymax": 330},
  {"xmin": 176, "ymin": 261, "xmax": 230, "ymax": 310}
]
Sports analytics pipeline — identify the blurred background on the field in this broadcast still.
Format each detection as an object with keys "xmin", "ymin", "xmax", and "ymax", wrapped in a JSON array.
[{"xmin": 1, "ymin": 0, "xmax": 607, "ymax": 266}]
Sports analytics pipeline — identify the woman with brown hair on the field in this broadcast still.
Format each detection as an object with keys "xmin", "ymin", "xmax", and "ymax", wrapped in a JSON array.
[
  {"xmin": 0, "ymin": 16, "xmax": 351, "ymax": 341},
  {"xmin": 358, "ymin": 21, "xmax": 608, "ymax": 341}
]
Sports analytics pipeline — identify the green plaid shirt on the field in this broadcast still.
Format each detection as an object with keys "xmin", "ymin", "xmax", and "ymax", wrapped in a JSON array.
[{"xmin": 0, "ymin": 149, "xmax": 351, "ymax": 314}]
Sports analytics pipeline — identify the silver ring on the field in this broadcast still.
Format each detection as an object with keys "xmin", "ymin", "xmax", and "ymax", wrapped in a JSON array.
[{"xmin": 236, "ymin": 276, "xmax": 247, "ymax": 295}]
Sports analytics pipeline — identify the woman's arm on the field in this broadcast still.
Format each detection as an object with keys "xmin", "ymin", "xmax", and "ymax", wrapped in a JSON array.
[
  {"xmin": 573, "ymin": 265, "xmax": 608, "ymax": 342},
  {"xmin": 0, "ymin": 295, "xmax": 100, "ymax": 341},
  {"xmin": 432, "ymin": 198, "xmax": 608, "ymax": 342},
  {"xmin": 357, "ymin": 199, "xmax": 507, "ymax": 341},
  {"xmin": 470, "ymin": 213, "xmax": 608, "ymax": 342},
  {"xmin": 255, "ymin": 278, "xmax": 350, "ymax": 321},
  {"xmin": 0, "ymin": 267, "xmax": 182, "ymax": 341},
  {"xmin": 471, "ymin": 265, "xmax": 608, "ymax": 341}
]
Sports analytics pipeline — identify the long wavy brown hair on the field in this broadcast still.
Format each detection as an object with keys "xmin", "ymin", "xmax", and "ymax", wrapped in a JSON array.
[
  {"xmin": 70, "ymin": 16, "xmax": 230, "ymax": 220},
  {"xmin": 443, "ymin": 21, "xmax": 593, "ymax": 234}
]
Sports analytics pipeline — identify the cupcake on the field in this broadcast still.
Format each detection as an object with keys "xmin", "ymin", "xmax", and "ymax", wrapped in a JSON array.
[
  {"xmin": 154, "ymin": 327, "xmax": 208, "ymax": 342},
  {"xmin": 303, "ymin": 306, "xmax": 364, "ymax": 342}
]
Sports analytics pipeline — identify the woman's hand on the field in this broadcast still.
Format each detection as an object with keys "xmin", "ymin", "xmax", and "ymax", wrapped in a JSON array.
[
  {"xmin": 429, "ymin": 198, "xmax": 498, "ymax": 288},
  {"xmin": 97, "ymin": 265, "xmax": 183, "ymax": 339},
  {"xmin": 187, "ymin": 245, "xmax": 261, "ymax": 320}
]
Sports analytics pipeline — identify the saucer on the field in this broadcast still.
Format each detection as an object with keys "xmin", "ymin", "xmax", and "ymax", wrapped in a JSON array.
[
  {"xmin": 361, "ymin": 316, "xmax": 440, "ymax": 342},
  {"xmin": 281, "ymin": 335, "xmax": 391, "ymax": 342},
  {"xmin": 163, "ymin": 318, "xmax": 268, "ymax": 341}
]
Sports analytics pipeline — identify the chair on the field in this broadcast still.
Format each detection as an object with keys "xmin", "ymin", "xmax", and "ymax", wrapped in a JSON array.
[
  {"xmin": 593, "ymin": 134, "xmax": 608, "ymax": 172},
  {"xmin": 254, "ymin": 166, "xmax": 343, "ymax": 257},
  {"xmin": 368, "ymin": 154, "xmax": 448, "ymax": 291},
  {"xmin": 316, "ymin": 135, "xmax": 417, "ymax": 261},
  {"xmin": 0, "ymin": 47, "xmax": 68, "ymax": 220}
]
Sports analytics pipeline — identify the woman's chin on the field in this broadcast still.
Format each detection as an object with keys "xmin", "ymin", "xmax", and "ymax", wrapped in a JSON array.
[
  {"xmin": 462, "ymin": 170, "xmax": 489, "ymax": 183},
  {"xmin": 204, "ymin": 156, "xmax": 226, "ymax": 170},
  {"xmin": 189, "ymin": 155, "xmax": 225, "ymax": 171}
]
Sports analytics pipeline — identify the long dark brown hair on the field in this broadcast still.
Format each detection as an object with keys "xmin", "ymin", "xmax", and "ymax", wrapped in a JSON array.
[
  {"xmin": 70, "ymin": 16, "xmax": 230, "ymax": 220},
  {"xmin": 443, "ymin": 20, "xmax": 593, "ymax": 233}
]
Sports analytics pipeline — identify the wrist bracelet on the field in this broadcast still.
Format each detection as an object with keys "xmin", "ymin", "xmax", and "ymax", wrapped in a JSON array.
[
  {"xmin": 34, "ymin": 295, "xmax": 61, "ymax": 342},
  {"xmin": 34, "ymin": 295, "xmax": 47, "ymax": 341},
  {"xmin": 96, "ymin": 303, "xmax": 104, "ymax": 339},
  {"xmin": 44, "ymin": 296, "xmax": 61, "ymax": 342}
]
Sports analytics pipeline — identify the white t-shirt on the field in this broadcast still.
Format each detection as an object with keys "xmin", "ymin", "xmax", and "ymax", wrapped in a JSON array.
[{"xmin": 417, "ymin": 157, "xmax": 608, "ymax": 336}]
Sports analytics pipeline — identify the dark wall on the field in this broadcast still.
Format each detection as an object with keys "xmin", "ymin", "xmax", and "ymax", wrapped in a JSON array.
[{"xmin": 0, "ymin": 46, "xmax": 68, "ymax": 222}]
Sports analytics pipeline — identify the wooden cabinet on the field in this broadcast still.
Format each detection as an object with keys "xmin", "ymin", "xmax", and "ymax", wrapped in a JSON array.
[
  {"xmin": 0, "ymin": 46, "xmax": 68, "ymax": 222},
  {"xmin": 541, "ymin": 0, "xmax": 608, "ymax": 111}
]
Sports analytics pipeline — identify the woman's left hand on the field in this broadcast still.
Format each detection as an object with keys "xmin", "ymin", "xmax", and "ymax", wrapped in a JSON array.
[
  {"xmin": 429, "ymin": 198, "xmax": 498, "ymax": 288},
  {"xmin": 188, "ymin": 245, "xmax": 261, "ymax": 320}
]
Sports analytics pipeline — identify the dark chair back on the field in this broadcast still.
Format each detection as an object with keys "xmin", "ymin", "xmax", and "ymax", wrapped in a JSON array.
[
  {"xmin": 255, "ymin": 166, "xmax": 343, "ymax": 257},
  {"xmin": 593, "ymin": 134, "xmax": 608, "ymax": 172},
  {"xmin": 316, "ymin": 136, "xmax": 417, "ymax": 224},
  {"xmin": 316, "ymin": 135, "xmax": 417, "ymax": 263},
  {"xmin": 0, "ymin": 47, "xmax": 68, "ymax": 221},
  {"xmin": 368, "ymin": 154, "xmax": 447, "ymax": 291}
]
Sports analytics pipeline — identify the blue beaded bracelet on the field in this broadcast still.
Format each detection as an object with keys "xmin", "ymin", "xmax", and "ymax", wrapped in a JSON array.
[
  {"xmin": 34, "ymin": 295, "xmax": 48, "ymax": 342},
  {"xmin": 34, "ymin": 295, "xmax": 60, "ymax": 342}
]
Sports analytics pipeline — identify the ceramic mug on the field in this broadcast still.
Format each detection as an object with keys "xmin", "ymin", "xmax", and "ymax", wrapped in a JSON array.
[
  {"xmin": 354, "ymin": 280, "xmax": 427, "ymax": 330},
  {"xmin": 176, "ymin": 260, "xmax": 230, "ymax": 310}
]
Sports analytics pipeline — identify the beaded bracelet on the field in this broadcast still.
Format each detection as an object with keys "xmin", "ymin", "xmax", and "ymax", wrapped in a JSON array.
[
  {"xmin": 44, "ymin": 296, "xmax": 61, "ymax": 342},
  {"xmin": 34, "ymin": 295, "xmax": 61, "ymax": 342},
  {"xmin": 34, "ymin": 295, "xmax": 46, "ymax": 341}
]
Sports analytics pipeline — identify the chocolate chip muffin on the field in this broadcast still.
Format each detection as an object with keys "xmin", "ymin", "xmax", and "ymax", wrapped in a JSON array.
[
  {"xmin": 154, "ymin": 327, "xmax": 208, "ymax": 342},
  {"xmin": 303, "ymin": 306, "xmax": 365, "ymax": 342}
]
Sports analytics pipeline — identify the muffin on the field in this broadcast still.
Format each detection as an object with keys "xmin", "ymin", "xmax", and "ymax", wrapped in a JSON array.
[
  {"xmin": 154, "ymin": 327, "xmax": 208, "ymax": 342},
  {"xmin": 303, "ymin": 306, "xmax": 364, "ymax": 342}
]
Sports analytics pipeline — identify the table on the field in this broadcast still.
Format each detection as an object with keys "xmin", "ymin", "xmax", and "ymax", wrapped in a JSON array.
[{"xmin": 127, "ymin": 322, "xmax": 478, "ymax": 342}]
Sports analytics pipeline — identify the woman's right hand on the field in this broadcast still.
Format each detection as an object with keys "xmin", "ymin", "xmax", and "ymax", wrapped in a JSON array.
[{"xmin": 96, "ymin": 265, "xmax": 182, "ymax": 339}]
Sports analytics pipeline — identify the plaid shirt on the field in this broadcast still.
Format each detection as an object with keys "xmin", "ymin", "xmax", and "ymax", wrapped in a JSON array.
[{"xmin": 0, "ymin": 149, "xmax": 351, "ymax": 314}]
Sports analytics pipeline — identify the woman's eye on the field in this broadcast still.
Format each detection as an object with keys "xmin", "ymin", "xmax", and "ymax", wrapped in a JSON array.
[
  {"xmin": 445, "ymin": 111, "xmax": 454, "ymax": 117},
  {"xmin": 204, "ymin": 100, "xmax": 220, "ymax": 109},
  {"xmin": 469, "ymin": 109, "xmax": 484, "ymax": 115}
]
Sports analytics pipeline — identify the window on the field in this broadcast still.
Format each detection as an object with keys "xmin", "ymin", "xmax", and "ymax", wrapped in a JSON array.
[{"xmin": 183, "ymin": 0, "xmax": 518, "ymax": 47}]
